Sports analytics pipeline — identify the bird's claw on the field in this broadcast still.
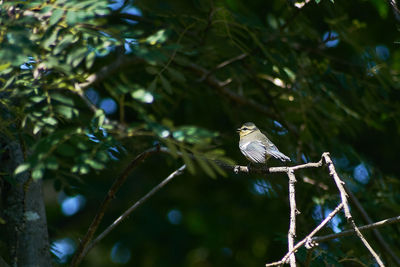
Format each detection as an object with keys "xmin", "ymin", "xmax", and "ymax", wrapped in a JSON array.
[{"xmin": 234, "ymin": 166, "xmax": 240, "ymax": 174}]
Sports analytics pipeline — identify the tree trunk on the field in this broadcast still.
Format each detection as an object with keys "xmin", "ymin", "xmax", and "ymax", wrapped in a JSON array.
[{"xmin": 3, "ymin": 140, "xmax": 52, "ymax": 267}]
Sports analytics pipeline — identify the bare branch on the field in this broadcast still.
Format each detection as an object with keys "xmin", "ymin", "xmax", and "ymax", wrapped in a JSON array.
[
  {"xmin": 322, "ymin": 153, "xmax": 385, "ymax": 267},
  {"xmin": 184, "ymin": 62, "xmax": 278, "ymax": 120},
  {"xmin": 313, "ymin": 215, "xmax": 400, "ymax": 243},
  {"xmin": 197, "ymin": 53, "xmax": 248, "ymax": 82},
  {"xmin": 287, "ymin": 170, "xmax": 297, "ymax": 267},
  {"xmin": 388, "ymin": 0, "xmax": 400, "ymax": 22},
  {"xmin": 344, "ymin": 184, "xmax": 400, "ymax": 266},
  {"xmin": 266, "ymin": 203, "xmax": 344, "ymax": 267},
  {"xmin": 70, "ymin": 147, "xmax": 162, "ymax": 267},
  {"xmin": 83, "ymin": 165, "xmax": 186, "ymax": 257}
]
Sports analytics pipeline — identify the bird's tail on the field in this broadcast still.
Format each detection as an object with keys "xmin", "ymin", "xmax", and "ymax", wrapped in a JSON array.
[{"xmin": 269, "ymin": 150, "xmax": 291, "ymax": 162}]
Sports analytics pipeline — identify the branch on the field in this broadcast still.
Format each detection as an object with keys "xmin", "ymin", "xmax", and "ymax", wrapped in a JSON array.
[
  {"xmin": 322, "ymin": 153, "xmax": 385, "ymax": 267},
  {"xmin": 197, "ymin": 53, "xmax": 248, "ymax": 82},
  {"xmin": 344, "ymin": 184, "xmax": 400, "ymax": 266},
  {"xmin": 264, "ymin": 153, "xmax": 390, "ymax": 267},
  {"xmin": 82, "ymin": 165, "xmax": 186, "ymax": 258},
  {"xmin": 287, "ymin": 170, "xmax": 297, "ymax": 267},
  {"xmin": 184, "ymin": 62, "xmax": 278, "ymax": 120},
  {"xmin": 0, "ymin": 256, "xmax": 10, "ymax": 267},
  {"xmin": 266, "ymin": 203, "xmax": 344, "ymax": 267},
  {"xmin": 388, "ymin": 0, "xmax": 400, "ymax": 22},
  {"xmin": 313, "ymin": 215, "xmax": 400, "ymax": 243},
  {"xmin": 230, "ymin": 159, "xmax": 323, "ymax": 174},
  {"xmin": 76, "ymin": 55, "xmax": 142, "ymax": 90},
  {"xmin": 70, "ymin": 147, "xmax": 162, "ymax": 267}
]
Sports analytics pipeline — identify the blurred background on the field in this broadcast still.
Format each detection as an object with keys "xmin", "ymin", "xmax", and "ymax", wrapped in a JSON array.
[{"xmin": 1, "ymin": 0, "xmax": 400, "ymax": 266}]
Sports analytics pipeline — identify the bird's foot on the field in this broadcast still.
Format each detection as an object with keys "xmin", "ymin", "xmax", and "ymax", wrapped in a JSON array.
[
  {"xmin": 234, "ymin": 166, "xmax": 240, "ymax": 174},
  {"xmin": 247, "ymin": 163, "xmax": 253, "ymax": 172}
]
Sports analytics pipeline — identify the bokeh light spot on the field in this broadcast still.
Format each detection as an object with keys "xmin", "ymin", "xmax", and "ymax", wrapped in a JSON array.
[
  {"xmin": 167, "ymin": 209, "xmax": 182, "ymax": 225},
  {"xmin": 110, "ymin": 242, "xmax": 131, "ymax": 264},
  {"xmin": 376, "ymin": 45, "xmax": 390, "ymax": 61},
  {"xmin": 322, "ymin": 31, "xmax": 340, "ymax": 48},
  {"xmin": 85, "ymin": 88, "xmax": 100, "ymax": 105},
  {"xmin": 99, "ymin": 98, "xmax": 117, "ymax": 114},
  {"xmin": 60, "ymin": 194, "xmax": 86, "ymax": 216},
  {"xmin": 354, "ymin": 163, "xmax": 370, "ymax": 184}
]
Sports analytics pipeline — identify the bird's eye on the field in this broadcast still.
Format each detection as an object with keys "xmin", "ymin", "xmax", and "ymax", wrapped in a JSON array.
[{"xmin": 242, "ymin": 127, "xmax": 248, "ymax": 130}]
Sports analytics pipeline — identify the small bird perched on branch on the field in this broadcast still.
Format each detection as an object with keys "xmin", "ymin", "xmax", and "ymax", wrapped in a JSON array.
[{"xmin": 237, "ymin": 122, "xmax": 290, "ymax": 164}]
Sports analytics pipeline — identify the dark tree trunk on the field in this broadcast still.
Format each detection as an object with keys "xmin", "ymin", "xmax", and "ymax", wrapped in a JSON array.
[{"xmin": 3, "ymin": 140, "xmax": 52, "ymax": 267}]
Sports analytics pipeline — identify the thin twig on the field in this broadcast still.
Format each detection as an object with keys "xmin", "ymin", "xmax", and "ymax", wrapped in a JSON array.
[
  {"xmin": 70, "ymin": 147, "xmax": 162, "ymax": 267},
  {"xmin": 184, "ymin": 62, "xmax": 278, "ymax": 120},
  {"xmin": 304, "ymin": 248, "xmax": 314, "ymax": 267},
  {"xmin": 313, "ymin": 215, "xmax": 400, "ymax": 243},
  {"xmin": 322, "ymin": 153, "xmax": 385, "ymax": 267},
  {"xmin": 388, "ymin": 0, "xmax": 400, "ymax": 22},
  {"xmin": 344, "ymin": 184, "xmax": 400, "ymax": 266},
  {"xmin": 83, "ymin": 165, "xmax": 186, "ymax": 257},
  {"xmin": 198, "ymin": 53, "xmax": 248, "ymax": 82},
  {"xmin": 287, "ymin": 170, "xmax": 297, "ymax": 267},
  {"xmin": 266, "ymin": 203, "xmax": 344, "ymax": 267}
]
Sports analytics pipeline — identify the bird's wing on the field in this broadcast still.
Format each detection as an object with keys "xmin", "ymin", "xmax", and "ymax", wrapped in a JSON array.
[
  {"xmin": 240, "ymin": 141, "xmax": 267, "ymax": 163},
  {"xmin": 265, "ymin": 142, "xmax": 291, "ymax": 162}
]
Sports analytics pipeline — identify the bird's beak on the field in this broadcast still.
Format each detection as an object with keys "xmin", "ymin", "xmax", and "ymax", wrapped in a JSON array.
[{"xmin": 236, "ymin": 128, "xmax": 241, "ymax": 133}]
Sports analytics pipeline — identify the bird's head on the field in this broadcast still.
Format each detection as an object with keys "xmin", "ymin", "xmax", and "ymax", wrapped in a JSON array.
[{"xmin": 237, "ymin": 122, "xmax": 258, "ymax": 137}]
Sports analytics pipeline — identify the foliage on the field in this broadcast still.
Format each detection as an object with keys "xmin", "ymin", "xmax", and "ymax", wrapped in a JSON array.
[{"xmin": 1, "ymin": 0, "xmax": 400, "ymax": 266}]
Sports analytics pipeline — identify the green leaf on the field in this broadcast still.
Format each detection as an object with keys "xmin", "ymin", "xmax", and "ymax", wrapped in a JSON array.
[
  {"xmin": 208, "ymin": 160, "xmax": 227, "ymax": 177},
  {"xmin": 54, "ymin": 34, "xmax": 75, "ymax": 55},
  {"xmin": 146, "ymin": 29, "xmax": 168, "ymax": 45},
  {"xmin": 49, "ymin": 8, "xmax": 64, "ymax": 26},
  {"xmin": 196, "ymin": 156, "xmax": 216, "ymax": 178},
  {"xmin": 79, "ymin": 164, "xmax": 90, "ymax": 174},
  {"xmin": 42, "ymin": 28, "xmax": 59, "ymax": 49},
  {"xmin": 42, "ymin": 117, "xmax": 58, "ymax": 126},
  {"xmin": 30, "ymin": 96, "xmax": 46, "ymax": 103},
  {"xmin": 33, "ymin": 125, "xmax": 42, "ymax": 135},
  {"xmin": 145, "ymin": 66, "xmax": 158, "ymax": 75},
  {"xmin": 86, "ymin": 51, "xmax": 96, "ymax": 69},
  {"xmin": 66, "ymin": 10, "xmax": 86, "ymax": 25},
  {"xmin": 46, "ymin": 156, "xmax": 59, "ymax": 170},
  {"xmin": 181, "ymin": 148, "xmax": 195, "ymax": 174},
  {"xmin": 85, "ymin": 159, "xmax": 104, "ymax": 170},
  {"xmin": 94, "ymin": 8, "xmax": 109, "ymax": 16},
  {"xmin": 159, "ymin": 74, "xmax": 172, "ymax": 94},
  {"xmin": 131, "ymin": 89, "xmax": 154, "ymax": 103},
  {"xmin": 56, "ymin": 105, "xmax": 78, "ymax": 119},
  {"xmin": 71, "ymin": 165, "xmax": 79, "ymax": 173},
  {"xmin": 164, "ymin": 139, "xmax": 178, "ymax": 158},
  {"xmin": 94, "ymin": 109, "xmax": 105, "ymax": 127},
  {"xmin": 96, "ymin": 151, "xmax": 109, "ymax": 162},
  {"xmin": 167, "ymin": 68, "xmax": 186, "ymax": 83},
  {"xmin": 51, "ymin": 93, "xmax": 74, "ymax": 106},
  {"xmin": 32, "ymin": 167, "xmax": 44, "ymax": 180},
  {"xmin": 67, "ymin": 47, "xmax": 87, "ymax": 67},
  {"xmin": 56, "ymin": 143, "xmax": 76, "ymax": 157},
  {"xmin": 148, "ymin": 77, "xmax": 158, "ymax": 91},
  {"xmin": 0, "ymin": 62, "xmax": 11, "ymax": 72},
  {"xmin": 14, "ymin": 163, "xmax": 31, "ymax": 175}
]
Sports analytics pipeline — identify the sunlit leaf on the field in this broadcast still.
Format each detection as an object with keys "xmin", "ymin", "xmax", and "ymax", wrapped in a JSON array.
[
  {"xmin": 32, "ymin": 167, "xmax": 44, "ymax": 180},
  {"xmin": 14, "ymin": 163, "xmax": 31, "ymax": 176},
  {"xmin": 49, "ymin": 8, "xmax": 64, "ymax": 26}
]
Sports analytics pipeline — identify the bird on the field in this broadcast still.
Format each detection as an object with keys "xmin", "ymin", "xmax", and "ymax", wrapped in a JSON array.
[{"xmin": 237, "ymin": 122, "xmax": 290, "ymax": 164}]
